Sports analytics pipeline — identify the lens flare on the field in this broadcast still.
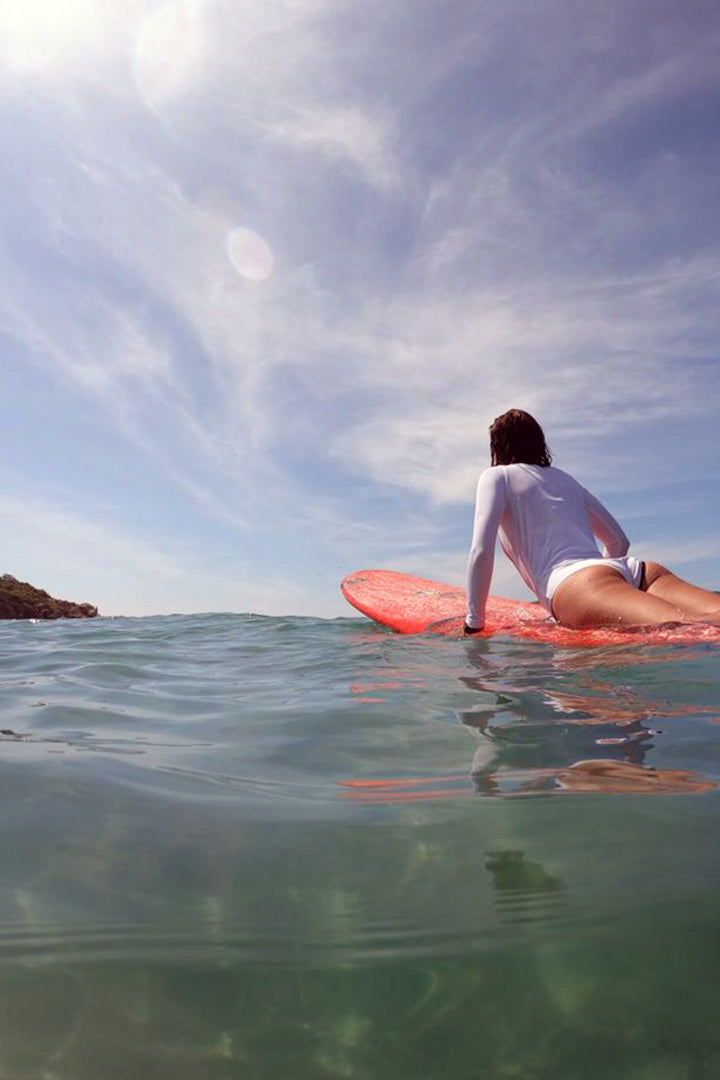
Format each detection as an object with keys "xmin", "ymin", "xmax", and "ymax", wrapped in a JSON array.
[
  {"xmin": 227, "ymin": 227, "xmax": 274, "ymax": 283},
  {"xmin": 134, "ymin": 0, "xmax": 206, "ymax": 112}
]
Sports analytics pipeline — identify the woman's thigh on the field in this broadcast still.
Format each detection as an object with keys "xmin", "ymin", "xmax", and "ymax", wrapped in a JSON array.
[
  {"xmin": 552, "ymin": 566, "xmax": 684, "ymax": 628},
  {"xmin": 642, "ymin": 561, "xmax": 720, "ymax": 617}
]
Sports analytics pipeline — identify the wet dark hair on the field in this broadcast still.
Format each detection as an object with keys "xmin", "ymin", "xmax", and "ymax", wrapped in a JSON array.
[{"xmin": 489, "ymin": 409, "xmax": 552, "ymax": 467}]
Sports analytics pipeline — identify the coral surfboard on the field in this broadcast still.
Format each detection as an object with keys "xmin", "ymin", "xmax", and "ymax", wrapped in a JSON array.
[{"xmin": 341, "ymin": 569, "xmax": 720, "ymax": 648}]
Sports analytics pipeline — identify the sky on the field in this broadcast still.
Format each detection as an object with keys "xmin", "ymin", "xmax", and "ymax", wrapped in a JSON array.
[{"xmin": 1, "ymin": 0, "xmax": 720, "ymax": 617}]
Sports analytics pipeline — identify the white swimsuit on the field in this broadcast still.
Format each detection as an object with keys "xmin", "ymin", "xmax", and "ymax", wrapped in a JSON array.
[{"xmin": 466, "ymin": 464, "xmax": 641, "ymax": 629}]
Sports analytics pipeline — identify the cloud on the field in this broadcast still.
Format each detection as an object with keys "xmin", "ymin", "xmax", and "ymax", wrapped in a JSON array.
[
  {"xmin": 1, "ymin": 0, "xmax": 720, "ymax": 613},
  {"xmin": 633, "ymin": 537, "xmax": 720, "ymax": 569},
  {"xmin": 378, "ymin": 547, "xmax": 531, "ymax": 600},
  {"xmin": 0, "ymin": 491, "xmax": 306, "ymax": 616},
  {"xmin": 134, "ymin": 0, "xmax": 209, "ymax": 113},
  {"xmin": 263, "ymin": 104, "xmax": 400, "ymax": 191},
  {"xmin": 326, "ymin": 255, "xmax": 720, "ymax": 502},
  {"xmin": 131, "ymin": 0, "xmax": 402, "ymax": 191}
]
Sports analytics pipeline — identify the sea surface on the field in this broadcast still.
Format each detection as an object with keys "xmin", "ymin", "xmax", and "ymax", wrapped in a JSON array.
[{"xmin": 0, "ymin": 612, "xmax": 719, "ymax": 1078}]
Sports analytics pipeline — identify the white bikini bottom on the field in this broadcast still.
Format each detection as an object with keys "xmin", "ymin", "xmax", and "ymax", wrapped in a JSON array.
[{"xmin": 545, "ymin": 555, "xmax": 644, "ymax": 610}]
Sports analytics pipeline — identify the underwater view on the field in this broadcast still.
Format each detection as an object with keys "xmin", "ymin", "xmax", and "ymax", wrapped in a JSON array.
[{"xmin": 0, "ymin": 612, "xmax": 719, "ymax": 1078}]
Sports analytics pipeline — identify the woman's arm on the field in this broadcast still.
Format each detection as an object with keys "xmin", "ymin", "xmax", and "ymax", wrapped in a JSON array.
[
  {"xmin": 465, "ymin": 468, "xmax": 507, "ymax": 631},
  {"xmin": 583, "ymin": 489, "xmax": 630, "ymax": 558}
]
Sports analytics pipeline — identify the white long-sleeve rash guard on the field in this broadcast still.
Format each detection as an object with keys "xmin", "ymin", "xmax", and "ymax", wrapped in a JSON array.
[{"xmin": 465, "ymin": 464, "xmax": 630, "ymax": 628}]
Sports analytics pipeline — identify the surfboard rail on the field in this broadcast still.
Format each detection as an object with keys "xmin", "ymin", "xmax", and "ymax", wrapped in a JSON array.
[{"xmin": 341, "ymin": 569, "xmax": 720, "ymax": 647}]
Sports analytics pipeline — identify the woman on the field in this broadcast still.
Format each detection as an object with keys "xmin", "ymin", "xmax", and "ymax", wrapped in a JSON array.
[{"xmin": 464, "ymin": 409, "xmax": 720, "ymax": 632}]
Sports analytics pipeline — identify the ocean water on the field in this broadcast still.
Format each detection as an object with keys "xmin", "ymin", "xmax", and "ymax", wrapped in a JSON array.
[{"xmin": 0, "ymin": 613, "xmax": 719, "ymax": 1078}]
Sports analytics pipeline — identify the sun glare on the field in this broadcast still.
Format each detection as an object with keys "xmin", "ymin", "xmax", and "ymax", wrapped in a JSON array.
[{"xmin": 0, "ymin": 0, "xmax": 104, "ymax": 72}]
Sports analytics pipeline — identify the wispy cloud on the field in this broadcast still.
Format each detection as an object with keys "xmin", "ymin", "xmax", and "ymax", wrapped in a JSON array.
[
  {"xmin": 327, "ymin": 255, "xmax": 720, "ymax": 501},
  {"xmin": 263, "ymin": 104, "xmax": 399, "ymax": 191},
  {"xmin": 1, "ymin": 0, "xmax": 719, "ymax": 611},
  {"xmin": 0, "ymin": 491, "xmax": 306, "ymax": 616},
  {"xmin": 633, "ymin": 537, "xmax": 720, "ymax": 569}
]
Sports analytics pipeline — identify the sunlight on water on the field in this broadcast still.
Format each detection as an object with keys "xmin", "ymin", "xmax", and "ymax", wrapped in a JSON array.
[{"xmin": 0, "ymin": 613, "xmax": 718, "ymax": 1076}]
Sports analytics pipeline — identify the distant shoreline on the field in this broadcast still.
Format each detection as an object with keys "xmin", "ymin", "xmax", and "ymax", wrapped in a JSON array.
[{"xmin": 0, "ymin": 575, "xmax": 98, "ymax": 620}]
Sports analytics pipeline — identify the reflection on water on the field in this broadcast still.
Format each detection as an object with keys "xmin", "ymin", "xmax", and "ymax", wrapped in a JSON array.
[
  {"xmin": 340, "ymin": 760, "xmax": 715, "ymax": 800},
  {"xmin": 347, "ymin": 639, "xmax": 717, "ymax": 801},
  {"xmin": 0, "ymin": 614, "xmax": 719, "ymax": 1077},
  {"xmin": 475, "ymin": 758, "xmax": 715, "ymax": 796}
]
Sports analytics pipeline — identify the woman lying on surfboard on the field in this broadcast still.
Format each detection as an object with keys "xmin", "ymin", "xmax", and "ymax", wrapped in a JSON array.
[{"xmin": 464, "ymin": 409, "xmax": 720, "ymax": 633}]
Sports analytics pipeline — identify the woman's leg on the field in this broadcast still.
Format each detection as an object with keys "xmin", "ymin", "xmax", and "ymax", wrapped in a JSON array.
[
  {"xmin": 552, "ymin": 566, "xmax": 685, "ymax": 628},
  {"xmin": 641, "ymin": 561, "xmax": 720, "ymax": 618}
]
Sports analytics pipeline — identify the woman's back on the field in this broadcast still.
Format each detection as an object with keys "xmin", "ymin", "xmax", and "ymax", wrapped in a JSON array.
[
  {"xmin": 466, "ymin": 459, "xmax": 630, "ymax": 626},
  {"xmin": 499, "ymin": 464, "xmax": 621, "ymax": 600}
]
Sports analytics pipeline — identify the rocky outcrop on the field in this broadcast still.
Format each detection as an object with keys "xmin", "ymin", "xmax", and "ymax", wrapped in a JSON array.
[{"xmin": 0, "ymin": 575, "xmax": 98, "ymax": 619}]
